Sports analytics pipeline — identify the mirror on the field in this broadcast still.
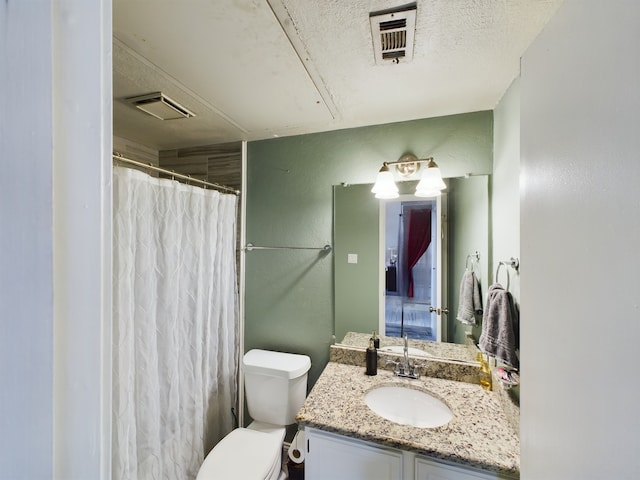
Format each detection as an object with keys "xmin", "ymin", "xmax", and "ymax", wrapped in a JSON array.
[{"xmin": 333, "ymin": 176, "xmax": 489, "ymax": 363}]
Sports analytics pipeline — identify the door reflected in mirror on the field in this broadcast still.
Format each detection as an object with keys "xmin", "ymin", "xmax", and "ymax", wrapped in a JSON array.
[{"xmin": 383, "ymin": 198, "xmax": 440, "ymax": 341}]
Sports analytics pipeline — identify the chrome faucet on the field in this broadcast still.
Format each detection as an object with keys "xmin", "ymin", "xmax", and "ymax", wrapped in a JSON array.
[
  {"xmin": 403, "ymin": 333, "xmax": 411, "ymax": 373},
  {"xmin": 388, "ymin": 333, "xmax": 421, "ymax": 379}
]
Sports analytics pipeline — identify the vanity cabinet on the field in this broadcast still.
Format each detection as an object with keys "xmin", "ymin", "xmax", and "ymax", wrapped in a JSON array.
[
  {"xmin": 305, "ymin": 427, "xmax": 402, "ymax": 480},
  {"xmin": 305, "ymin": 428, "xmax": 515, "ymax": 480},
  {"xmin": 415, "ymin": 457, "xmax": 505, "ymax": 480}
]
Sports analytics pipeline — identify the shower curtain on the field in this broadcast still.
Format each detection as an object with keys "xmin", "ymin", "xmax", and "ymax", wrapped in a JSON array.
[{"xmin": 112, "ymin": 166, "xmax": 239, "ymax": 480}]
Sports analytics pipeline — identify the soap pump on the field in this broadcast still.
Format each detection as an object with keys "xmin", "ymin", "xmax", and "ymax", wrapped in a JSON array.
[
  {"xmin": 370, "ymin": 330, "xmax": 380, "ymax": 349},
  {"xmin": 366, "ymin": 338, "xmax": 377, "ymax": 376}
]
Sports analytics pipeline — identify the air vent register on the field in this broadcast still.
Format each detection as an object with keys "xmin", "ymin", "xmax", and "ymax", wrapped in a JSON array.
[
  {"xmin": 370, "ymin": 3, "xmax": 417, "ymax": 65},
  {"xmin": 126, "ymin": 92, "xmax": 196, "ymax": 120}
]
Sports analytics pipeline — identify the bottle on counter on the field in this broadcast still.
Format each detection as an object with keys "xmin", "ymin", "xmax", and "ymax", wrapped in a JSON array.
[
  {"xmin": 476, "ymin": 352, "xmax": 492, "ymax": 391},
  {"xmin": 366, "ymin": 338, "xmax": 378, "ymax": 376}
]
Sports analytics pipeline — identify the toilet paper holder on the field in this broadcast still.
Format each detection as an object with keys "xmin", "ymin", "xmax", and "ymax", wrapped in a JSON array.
[{"xmin": 288, "ymin": 430, "xmax": 306, "ymax": 464}]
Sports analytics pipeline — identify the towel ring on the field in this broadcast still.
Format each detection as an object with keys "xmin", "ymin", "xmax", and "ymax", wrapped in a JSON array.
[
  {"xmin": 495, "ymin": 263, "xmax": 510, "ymax": 290},
  {"xmin": 465, "ymin": 251, "xmax": 480, "ymax": 270}
]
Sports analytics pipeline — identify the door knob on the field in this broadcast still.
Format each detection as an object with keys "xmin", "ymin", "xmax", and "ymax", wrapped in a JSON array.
[{"xmin": 429, "ymin": 307, "xmax": 449, "ymax": 315}]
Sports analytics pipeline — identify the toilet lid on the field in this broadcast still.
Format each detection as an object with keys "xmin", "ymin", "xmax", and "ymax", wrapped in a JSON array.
[{"xmin": 196, "ymin": 428, "xmax": 282, "ymax": 480}]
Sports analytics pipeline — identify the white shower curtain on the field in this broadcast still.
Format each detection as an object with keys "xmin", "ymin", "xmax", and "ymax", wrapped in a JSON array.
[{"xmin": 112, "ymin": 166, "xmax": 239, "ymax": 480}]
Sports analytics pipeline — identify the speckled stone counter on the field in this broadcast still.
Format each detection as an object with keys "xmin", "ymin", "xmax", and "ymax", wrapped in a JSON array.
[
  {"xmin": 339, "ymin": 331, "xmax": 479, "ymax": 363},
  {"xmin": 330, "ymin": 344, "xmax": 483, "ymax": 384},
  {"xmin": 296, "ymin": 362, "xmax": 520, "ymax": 478}
]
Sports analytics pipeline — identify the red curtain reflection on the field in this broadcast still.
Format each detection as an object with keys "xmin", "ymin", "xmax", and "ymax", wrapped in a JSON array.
[{"xmin": 407, "ymin": 208, "xmax": 431, "ymax": 297}]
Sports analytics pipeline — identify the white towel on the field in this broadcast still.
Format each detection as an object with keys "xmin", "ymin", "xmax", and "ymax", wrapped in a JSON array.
[
  {"xmin": 479, "ymin": 283, "xmax": 519, "ymax": 369},
  {"xmin": 456, "ymin": 270, "xmax": 483, "ymax": 325}
]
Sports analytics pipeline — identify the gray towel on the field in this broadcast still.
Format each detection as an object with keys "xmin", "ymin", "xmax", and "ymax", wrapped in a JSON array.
[
  {"xmin": 479, "ymin": 283, "xmax": 519, "ymax": 369},
  {"xmin": 456, "ymin": 270, "xmax": 483, "ymax": 325}
]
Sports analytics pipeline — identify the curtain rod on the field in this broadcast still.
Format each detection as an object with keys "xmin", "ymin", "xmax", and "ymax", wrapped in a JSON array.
[{"xmin": 112, "ymin": 153, "xmax": 240, "ymax": 195}]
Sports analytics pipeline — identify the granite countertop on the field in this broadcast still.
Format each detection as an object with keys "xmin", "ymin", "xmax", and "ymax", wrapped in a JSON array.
[
  {"xmin": 339, "ymin": 331, "xmax": 479, "ymax": 364},
  {"xmin": 296, "ymin": 362, "xmax": 520, "ymax": 478}
]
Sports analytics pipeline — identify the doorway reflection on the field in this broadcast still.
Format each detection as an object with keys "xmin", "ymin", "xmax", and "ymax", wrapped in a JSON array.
[{"xmin": 384, "ymin": 199, "xmax": 437, "ymax": 341}]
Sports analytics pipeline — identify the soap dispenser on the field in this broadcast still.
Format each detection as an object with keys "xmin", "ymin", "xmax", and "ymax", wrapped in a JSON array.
[{"xmin": 366, "ymin": 338, "xmax": 377, "ymax": 376}]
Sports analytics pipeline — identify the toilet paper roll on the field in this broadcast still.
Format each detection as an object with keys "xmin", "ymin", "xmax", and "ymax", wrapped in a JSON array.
[{"xmin": 287, "ymin": 430, "xmax": 306, "ymax": 464}]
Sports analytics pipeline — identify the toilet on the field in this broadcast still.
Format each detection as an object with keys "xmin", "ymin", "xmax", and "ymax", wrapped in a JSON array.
[{"xmin": 196, "ymin": 349, "xmax": 311, "ymax": 480}]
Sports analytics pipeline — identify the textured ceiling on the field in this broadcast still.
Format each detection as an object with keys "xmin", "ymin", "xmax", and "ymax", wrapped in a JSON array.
[{"xmin": 113, "ymin": 0, "xmax": 563, "ymax": 150}]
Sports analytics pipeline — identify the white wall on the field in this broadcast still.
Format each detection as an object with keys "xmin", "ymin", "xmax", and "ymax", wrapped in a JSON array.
[
  {"xmin": 520, "ymin": 1, "xmax": 640, "ymax": 478},
  {"xmin": 0, "ymin": 1, "xmax": 112, "ymax": 479},
  {"xmin": 53, "ymin": 1, "xmax": 112, "ymax": 478},
  {"xmin": 1, "ymin": 4, "xmax": 55, "ymax": 478}
]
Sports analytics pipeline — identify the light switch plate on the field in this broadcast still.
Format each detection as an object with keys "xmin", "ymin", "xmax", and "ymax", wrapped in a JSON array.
[{"xmin": 347, "ymin": 253, "xmax": 358, "ymax": 264}]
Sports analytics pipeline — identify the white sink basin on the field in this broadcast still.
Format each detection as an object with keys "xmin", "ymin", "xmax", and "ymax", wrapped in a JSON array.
[
  {"xmin": 378, "ymin": 345, "xmax": 433, "ymax": 357},
  {"xmin": 364, "ymin": 386, "xmax": 453, "ymax": 428}
]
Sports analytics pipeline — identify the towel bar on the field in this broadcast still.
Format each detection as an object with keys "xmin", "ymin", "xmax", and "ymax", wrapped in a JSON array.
[{"xmin": 245, "ymin": 243, "xmax": 332, "ymax": 252}]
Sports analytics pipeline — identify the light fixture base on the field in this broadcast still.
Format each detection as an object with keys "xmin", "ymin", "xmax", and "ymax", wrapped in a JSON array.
[
  {"xmin": 372, "ymin": 154, "xmax": 444, "ymax": 200},
  {"xmin": 394, "ymin": 154, "xmax": 420, "ymax": 177}
]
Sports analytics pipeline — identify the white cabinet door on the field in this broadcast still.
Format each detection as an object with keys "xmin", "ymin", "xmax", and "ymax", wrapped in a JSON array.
[
  {"xmin": 305, "ymin": 428, "xmax": 403, "ymax": 480},
  {"xmin": 415, "ymin": 457, "xmax": 503, "ymax": 480}
]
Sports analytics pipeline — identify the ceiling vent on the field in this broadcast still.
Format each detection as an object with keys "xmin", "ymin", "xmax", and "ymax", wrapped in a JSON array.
[
  {"xmin": 370, "ymin": 3, "xmax": 417, "ymax": 65},
  {"xmin": 126, "ymin": 92, "xmax": 196, "ymax": 120}
]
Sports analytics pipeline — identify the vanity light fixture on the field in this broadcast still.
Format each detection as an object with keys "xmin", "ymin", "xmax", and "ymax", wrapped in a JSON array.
[
  {"xmin": 371, "ymin": 154, "xmax": 446, "ymax": 199},
  {"xmin": 370, "ymin": 163, "xmax": 399, "ymax": 199}
]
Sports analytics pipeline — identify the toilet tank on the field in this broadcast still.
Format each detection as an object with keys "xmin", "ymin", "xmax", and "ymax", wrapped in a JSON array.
[{"xmin": 243, "ymin": 349, "xmax": 311, "ymax": 426}]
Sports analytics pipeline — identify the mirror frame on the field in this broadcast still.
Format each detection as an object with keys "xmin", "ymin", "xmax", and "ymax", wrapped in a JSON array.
[{"xmin": 333, "ymin": 176, "xmax": 490, "ymax": 363}]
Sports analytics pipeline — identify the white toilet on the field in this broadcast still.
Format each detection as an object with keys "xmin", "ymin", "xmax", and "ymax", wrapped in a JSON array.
[{"xmin": 196, "ymin": 349, "xmax": 311, "ymax": 480}]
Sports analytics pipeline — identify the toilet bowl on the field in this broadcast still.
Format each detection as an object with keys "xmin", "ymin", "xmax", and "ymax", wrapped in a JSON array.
[
  {"xmin": 196, "ymin": 349, "xmax": 311, "ymax": 480},
  {"xmin": 195, "ymin": 424, "xmax": 284, "ymax": 480}
]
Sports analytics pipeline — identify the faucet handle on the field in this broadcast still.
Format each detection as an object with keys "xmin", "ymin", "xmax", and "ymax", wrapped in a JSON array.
[
  {"xmin": 385, "ymin": 359, "xmax": 401, "ymax": 374},
  {"xmin": 412, "ymin": 362, "xmax": 428, "ymax": 375}
]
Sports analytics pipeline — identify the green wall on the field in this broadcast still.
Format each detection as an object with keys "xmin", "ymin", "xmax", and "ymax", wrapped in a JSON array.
[
  {"xmin": 245, "ymin": 112, "xmax": 493, "ymax": 388},
  {"xmin": 333, "ymin": 184, "xmax": 380, "ymax": 343},
  {"xmin": 447, "ymin": 176, "xmax": 490, "ymax": 345}
]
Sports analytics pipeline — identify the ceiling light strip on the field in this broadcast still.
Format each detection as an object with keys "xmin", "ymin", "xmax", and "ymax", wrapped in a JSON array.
[{"xmin": 266, "ymin": 0, "xmax": 339, "ymax": 120}]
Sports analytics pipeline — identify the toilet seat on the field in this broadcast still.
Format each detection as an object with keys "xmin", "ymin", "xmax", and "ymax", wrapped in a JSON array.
[{"xmin": 196, "ymin": 428, "xmax": 282, "ymax": 480}]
